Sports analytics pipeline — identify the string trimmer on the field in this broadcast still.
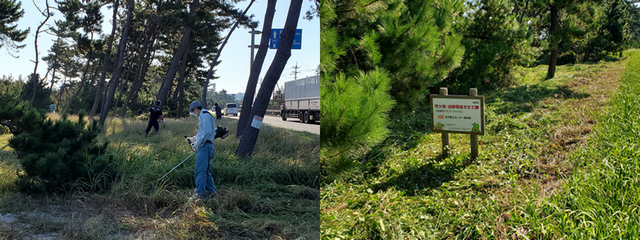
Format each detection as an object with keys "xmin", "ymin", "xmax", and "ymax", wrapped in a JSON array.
[{"xmin": 151, "ymin": 126, "xmax": 229, "ymax": 194}]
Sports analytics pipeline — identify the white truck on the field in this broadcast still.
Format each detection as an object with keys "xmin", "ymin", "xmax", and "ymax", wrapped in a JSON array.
[{"xmin": 281, "ymin": 75, "xmax": 320, "ymax": 123}]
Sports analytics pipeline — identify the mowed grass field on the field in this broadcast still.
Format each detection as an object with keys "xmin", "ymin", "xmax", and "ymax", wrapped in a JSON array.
[
  {"xmin": 321, "ymin": 50, "xmax": 639, "ymax": 239},
  {"xmin": 0, "ymin": 115, "xmax": 319, "ymax": 239}
]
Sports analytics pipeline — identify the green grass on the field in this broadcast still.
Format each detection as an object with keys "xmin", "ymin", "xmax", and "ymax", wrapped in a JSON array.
[
  {"xmin": 0, "ymin": 134, "xmax": 18, "ymax": 194},
  {"xmin": 506, "ymin": 50, "xmax": 640, "ymax": 238},
  {"xmin": 0, "ymin": 116, "xmax": 319, "ymax": 239},
  {"xmin": 321, "ymin": 51, "xmax": 635, "ymax": 239}
]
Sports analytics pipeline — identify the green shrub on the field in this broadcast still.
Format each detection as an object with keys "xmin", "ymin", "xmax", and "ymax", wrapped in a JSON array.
[
  {"xmin": 2, "ymin": 102, "xmax": 119, "ymax": 193},
  {"xmin": 321, "ymin": 69, "xmax": 395, "ymax": 174},
  {"xmin": 19, "ymin": 74, "xmax": 52, "ymax": 110}
]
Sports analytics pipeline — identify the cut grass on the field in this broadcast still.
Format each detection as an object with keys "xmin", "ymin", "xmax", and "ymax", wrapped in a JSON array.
[
  {"xmin": 321, "ymin": 52, "xmax": 632, "ymax": 239},
  {"xmin": 507, "ymin": 50, "xmax": 640, "ymax": 238},
  {"xmin": 0, "ymin": 116, "xmax": 319, "ymax": 239}
]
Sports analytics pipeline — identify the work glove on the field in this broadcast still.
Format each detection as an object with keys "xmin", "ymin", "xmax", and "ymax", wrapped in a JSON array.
[
  {"xmin": 190, "ymin": 142, "xmax": 198, "ymax": 152},
  {"xmin": 214, "ymin": 126, "xmax": 229, "ymax": 139},
  {"xmin": 184, "ymin": 136, "xmax": 197, "ymax": 152}
]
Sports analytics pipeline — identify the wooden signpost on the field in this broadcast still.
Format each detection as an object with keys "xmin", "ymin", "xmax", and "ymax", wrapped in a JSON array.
[{"xmin": 429, "ymin": 88, "xmax": 485, "ymax": 160}]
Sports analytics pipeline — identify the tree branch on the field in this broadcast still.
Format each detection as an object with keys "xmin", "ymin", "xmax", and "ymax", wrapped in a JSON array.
[{"xmin": 0, "ymin": 120, "xmax": 21, "ymax": 135}]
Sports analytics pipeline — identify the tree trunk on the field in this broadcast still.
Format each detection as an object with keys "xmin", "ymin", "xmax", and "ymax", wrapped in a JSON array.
[
  {"xmin": 236, "ymin": 0, "xmax": 302, "ymax": 157},
  {"xmin": 56, "ymin": 76, "xmax": 66, "ymax": 104},
  {"xmin": 31, "ymin": 0, "xmax": 52, "ymax": 103},
  {"xmin": 583, "ymin": 38, "xmax": 592, "ymax": 62},
  {"xmin": 174, "ymin": 49, "xmax": 188, "ymax": 100},
  {"xmin": 156, "ymin": 0, "xmax": 199, "ymax": 109},
  {"xmin": 49, "ymin": 58, "xmax": 57, "ymax": 91},
  {"xmin": 40, "ymin": 68, "xmax": 52, "ymax": 86},
  {"xmin": 130, "ymin": 34, "xmax": 157, "ymax": 115},
  {"xmin": 177, "ymin": 68, "xmax": 189, "ymax": 118},
  {"xmin": 119, "ymin": 22, "xmax": 157, "ymax": 118},
  {"xmin": 202, "ymin": 0, "xmax": 255, "ymax": 109},
  {"xmin": 90, "ymin": 0, "xmax": 119, "ymax": 122},
  {"xmin": 172, "ymin": 50, "xmax": 189, "ymax": 117},
  {"xmin": 236, "ymin": 0, "xmax": 276, "ymax": 138},
  {"xmin": 62, "ymin": 49, "xmax": 93, "ymax": 116},
  {"xmin": 49, "ymin": 38, "xmax": 61, "ymax": 92},
  {"xmin": 99, "ymin": 0, "xmax": 134, "ymax": 128},
  {"xmin": 89, "ymin": 61, "xmax": 100, "ymax": 85},
  {"xmin": 547, "ymin": 5, "xmax": 558, "ymax": 79},
  {"xmin": 113, "ymin": 60, "xmax": 133, "ymax": 116}
]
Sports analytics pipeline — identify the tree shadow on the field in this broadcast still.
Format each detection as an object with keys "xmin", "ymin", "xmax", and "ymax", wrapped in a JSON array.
[
  {"xmin": 488, "ymin": 84, "xmax": 590, "ymax": 115},
  {"xmin": 371, "ymin": 154, "xmax": 472, "ymax": 196}
]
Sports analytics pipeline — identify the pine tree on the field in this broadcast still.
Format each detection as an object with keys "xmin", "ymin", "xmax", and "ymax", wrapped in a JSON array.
[
  {"xmin": 100, "ymin": 0, "xmax": 134, "ymax": 128},
  {"xmin": 321, "ymin": 0, "xmax": 464, "ymax": 161},
  {"xmin": 0, "ymin": 75, "xmax": 24, "ymax": 104},
  {"xmin": 627, "ymin": 2, "xmax": 640, "ymax": 47},
  {"xmin": 42, "ymin": 38, "xmax": 70, "ymax": 91},
  {"xmin": 235, "ymin": 0, "xmax": 303, "ymax": 157},
  {"xmin": 602, "ymin": 0, "xmax": 627, "ymax": 55},
  {"xmin": 53, "ymin": 0, "xmax": 104, "ymax": 116},
  {"xmin": 444, "ymin": 0, "xmax": 537, "ymax": 91},
  {"xmin": 20, "ymin": 73, "xmax": 52, "ymax": 109},
  {"xmin": 236, "ymin": 0, "xmax": 275, "ymax": 137},
  {"xmin": 527, "ymin": 0, "xmax": 603, "ymax": 78},
  {"xmin": 0, "ymin": 102, "xmax": 119, "ymax": 193},
  {"xmin": 324, "ymin": 0, "xmax": 465, "ymax": 115},
  {"xmin": 320, "ymin": 69, "xmax": 395, "ymax": 165},
  {"xmin": 0, "ymin": 0, "xmax": 29, "ymax": 53}
]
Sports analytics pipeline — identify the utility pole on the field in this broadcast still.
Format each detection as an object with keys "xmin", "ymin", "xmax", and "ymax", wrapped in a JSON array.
[
  {"xmin": 291, "ymin": 62, "xmax": 300, "ymax": 80},
  {"xmin": 249, "ymin": 28, "xmax": 262, "ymax": 72}
]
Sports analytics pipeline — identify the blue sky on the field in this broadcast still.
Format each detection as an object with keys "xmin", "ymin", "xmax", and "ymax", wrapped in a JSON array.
[{"xmin": 0, "ymin": 0, "xmax": 319, "ymax": 95}]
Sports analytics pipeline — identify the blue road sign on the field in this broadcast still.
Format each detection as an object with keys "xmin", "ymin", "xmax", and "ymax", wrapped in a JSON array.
[{"xmin": 270, "ymin": 29, "xmax": 302, "ymax": 50}]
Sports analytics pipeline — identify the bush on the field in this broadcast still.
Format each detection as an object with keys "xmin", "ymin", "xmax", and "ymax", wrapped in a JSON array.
[
  {"xmin": 321, "ymin": 69, "xmax": 395, "ymax": 174},
  {"xmin": 557, "ymin": 51, "xmax": 578, "ymax": 65},
  {"xmin": 0, "ymin": 75, "xmax": 25, "ymax": 103},
  {"xmin": 19, "ymin": 74, "xmax": 52, "ymax": 110},
  {"xmin": 440, "ymin": 0, "xmax": 537, "ymax": 92},
  {"xmin": 2, "ymin": 102, "xmax": 120, "ymax": 193}
]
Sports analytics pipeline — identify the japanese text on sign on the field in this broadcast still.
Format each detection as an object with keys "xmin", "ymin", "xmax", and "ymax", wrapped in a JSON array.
[{"xmin": 430, "ymin": 97, "xmax": 484, "ymax": 134}]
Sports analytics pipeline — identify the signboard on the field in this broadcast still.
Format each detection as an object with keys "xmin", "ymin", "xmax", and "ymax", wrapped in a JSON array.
[
  {"xmin": 429, "ymin": 95, "xmax": 485, "ymax": 135},
  {"xmin": 270, "ymin": 29, "xmax": 302, "ymax": 49},
  {"xmin": 251, "ymin": 115, "xmax": 264, "ymax": 129}
]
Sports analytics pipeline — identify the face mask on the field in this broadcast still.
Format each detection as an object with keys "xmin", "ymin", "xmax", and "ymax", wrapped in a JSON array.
[{"xmin": 190, "ymin": 111, "xmax": 197, "ymax": 117}]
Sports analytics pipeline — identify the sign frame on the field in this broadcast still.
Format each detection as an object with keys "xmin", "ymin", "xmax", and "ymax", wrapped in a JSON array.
[{"xmin": 429, "ymin": 94, "xmax": 485, "ymax": 135}]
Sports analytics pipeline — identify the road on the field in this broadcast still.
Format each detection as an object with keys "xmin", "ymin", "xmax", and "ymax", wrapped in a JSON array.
[{"xmin": 227, "ymin": 115, "xmax": 319, "ymax": 135}]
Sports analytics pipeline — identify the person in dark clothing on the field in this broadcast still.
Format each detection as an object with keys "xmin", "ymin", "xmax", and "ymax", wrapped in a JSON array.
[
  {"xmin": 145, "ymin": 100, "xmax": 163, "ymax": 137},
  {"xmin": 214, "ymin": 103, "xmax": 222, "ymax": 120}
]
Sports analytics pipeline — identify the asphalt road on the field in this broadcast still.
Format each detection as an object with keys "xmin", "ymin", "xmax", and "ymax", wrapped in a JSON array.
[{"xmin": 227, "ymin": 115, "xmax": 320, "ymax": 135}]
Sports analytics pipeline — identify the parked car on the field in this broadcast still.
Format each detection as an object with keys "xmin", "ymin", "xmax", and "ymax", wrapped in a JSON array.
[{"xmin": 223, "ymin": 103, "xmax": 238, "ymax": 116}]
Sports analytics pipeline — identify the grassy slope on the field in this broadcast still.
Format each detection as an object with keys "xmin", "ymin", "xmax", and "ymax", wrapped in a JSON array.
[
  {"xmin": 510, "ymin": 50, "xmax": 640, "ymax": 238},
  {"xmin": 0, "ymin": 116, "xmax": 319, "ymax": 239},
  {"xmin": 321, "ymin": 52, "xmax": 634, "ymax": 239}
]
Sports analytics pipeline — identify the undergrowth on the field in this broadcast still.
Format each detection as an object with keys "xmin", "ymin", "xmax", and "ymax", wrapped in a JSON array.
[
  {"xmin": 507, "ymin": 50, "xmax": 640, "ymax": 238},
  {"xmin": 0, "ymin": 116, "xmax": 320, "ymax": 239},
  {"xmin": 321, "ymin": 51, "xmax": 632, "ymax": 239}
]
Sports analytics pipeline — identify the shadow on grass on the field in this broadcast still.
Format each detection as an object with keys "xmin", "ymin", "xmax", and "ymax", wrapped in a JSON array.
[
  {"xmin": 371, "ymin": 155, "xmax": 472, "ymax": 196},
  {"xmin": 488, "ymin": 84, "xmax": 590, "ymax": 115}
]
